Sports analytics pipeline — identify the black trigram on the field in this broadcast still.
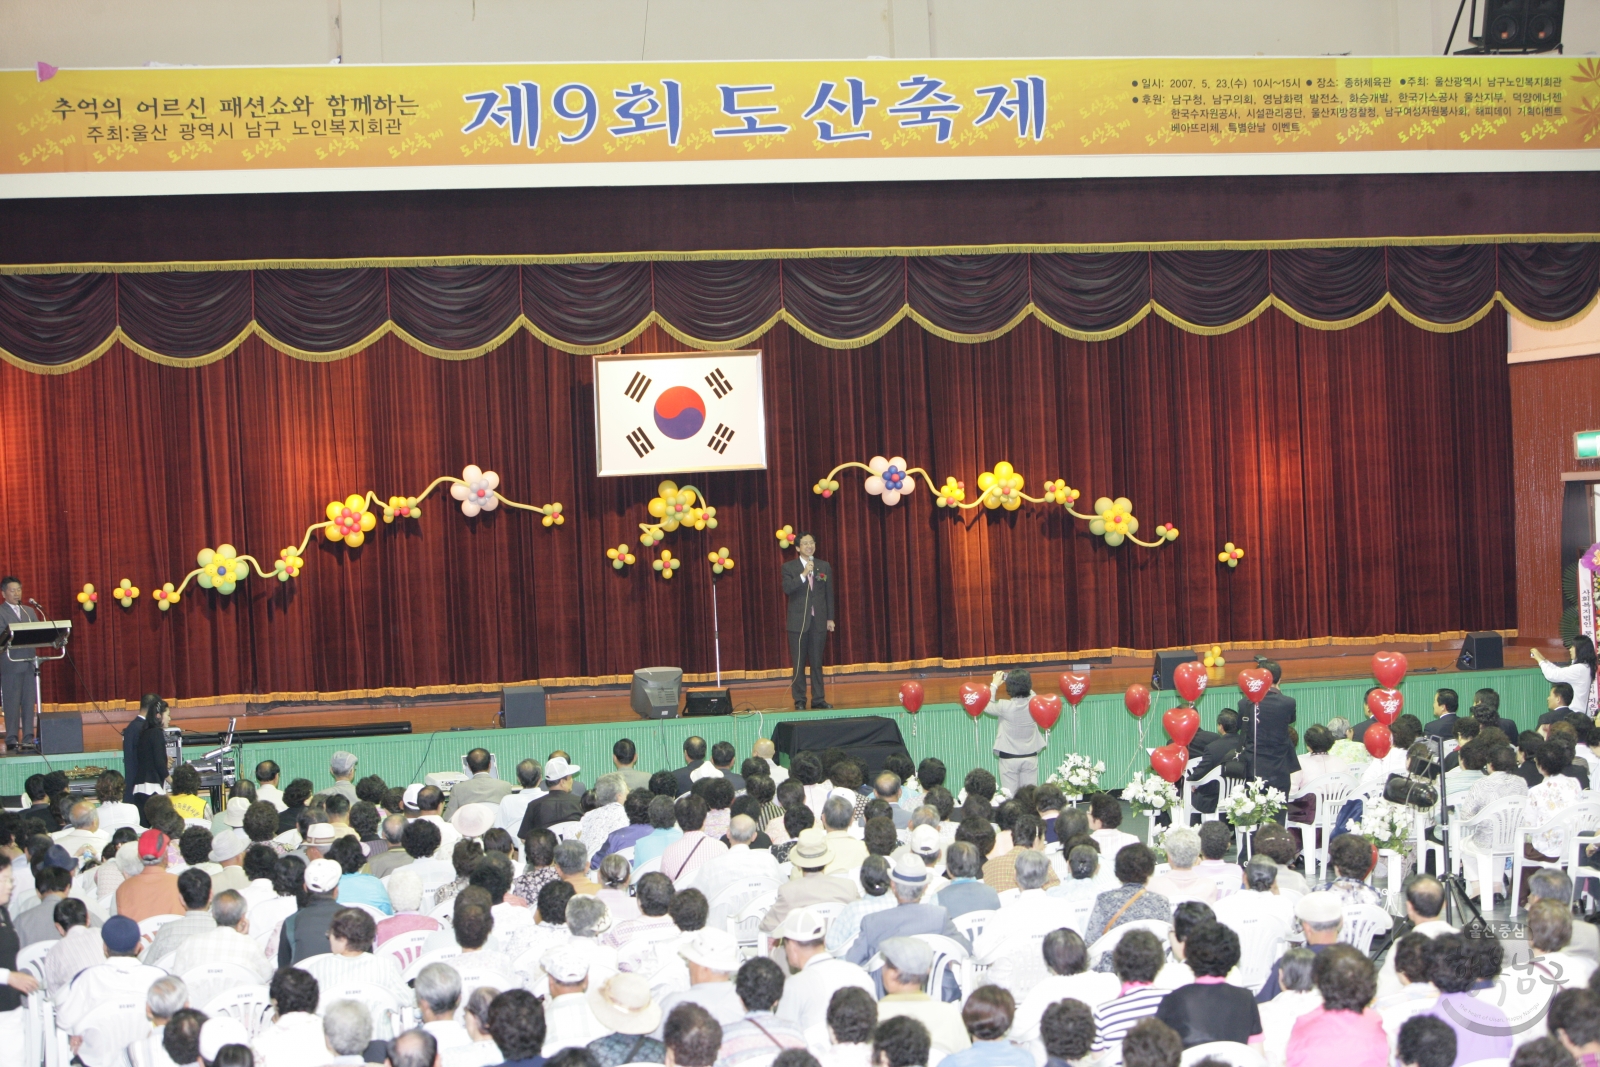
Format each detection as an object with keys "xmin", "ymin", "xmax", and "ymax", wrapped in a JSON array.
[
  {"xmin": 705, "ymin": 368, "xmax": 732, "ymax": 399},
  {"xmin": 708, "ymin": 424, "xmax": 735, "ymax": 454},
  {"xmin": 626, "ymin": 427, "xmax": 655, "ymax": 457},
  {"xmin": 624, "ymin": 371, "xmax": 651, "ymax": 402}
]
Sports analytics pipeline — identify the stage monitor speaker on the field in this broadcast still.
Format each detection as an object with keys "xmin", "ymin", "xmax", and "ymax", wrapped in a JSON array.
[
  {"xmin": 1152, "ymin": 650, "xmax": 1199, "ymax": 691},
  {"xmin": 684, "ymin": 689, "xmax": 733, "ymax": 717},
  {"xmin": 1457, "ymin": 632, "xmax": 1505, "ymax": 671},
  {"xmin": 500, "ymin": 685, "xmax": 547, "ymax": 728},
  {"xmin": 1480, "ymin": 0, "xmax": 1563, "ymax": 51},
  {"xmin": 631, "ymin": 667, "xmax": 683, "ymax": 719},
  {"xmin": 40, "ymin": 712, "xmax": 83, "ymax": 755}
]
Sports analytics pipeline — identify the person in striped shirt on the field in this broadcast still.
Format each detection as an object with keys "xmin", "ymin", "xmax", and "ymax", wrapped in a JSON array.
[{"xmin": 1091, "ymin": 929, "xmax": 1170, "ymax": 1066}]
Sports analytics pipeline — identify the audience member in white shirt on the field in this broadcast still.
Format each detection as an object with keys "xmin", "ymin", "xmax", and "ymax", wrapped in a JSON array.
[
  {"xmin": 772, "ymin": 907, "xmax": 877, "ymax": 1035},
  {"xmin": 1374, "ymin": 934, "xmax": 1437, "ymax": 1053},
  {"xmin": 1289, "ymin": 726, "xmax": 1351, "ymax": 795},
  {"xmin": 1145, "ymin": 829, "xmax": 1218, "ymax": 906},
  {"xmin": 655, "ymin": 929, "xmax": 749, "ymax": 1036},
  {"xmin": 52, "ymin": 800, "xmax": 111, "ymax": 866},
  {"xmin": 1211, "ymin": 856, "xmax": 1296, "ymax": 990},
  {"xmin": 252, "ymin": 966, "xmax": 327, "ymax": 1067},
  {"xmin": 809, "ymin": 986, "xmax": 877, "ymax": 1067},
  {"xmin": 1011, "ymin": 929, "xmax": 1121, "ymax": 1060},
  {"xmin": 443, "ymin": 986, "xmax": 506, "ymax": 1067},
  {"xmin": 1258, "ymin": 948, "xmax": 1323, "ymax": 1067},
  {"xmin": 1088, "ymin": 793, "xmax": 1140, "ymax": 866},
  {"xmin": 140, "ymin": 976, "xmax": 188, "ymax": 1067},
  {"xmin": 690, "ymin": 816, "xmax": 781, "ymax": 901},
  {"xmin": 539, "ymin": 943, "xmax": 613, "ymax": 1055}
]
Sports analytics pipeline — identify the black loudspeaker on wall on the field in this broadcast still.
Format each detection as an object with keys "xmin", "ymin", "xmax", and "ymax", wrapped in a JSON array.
[
  {"xmin": 1480, "ymin": 0, "xmax": 1564, "ymax": 52},
  {"xmin": 1152, "ymin": 650, "xmax": 1199, "ymax": 690},
  {"xmin": 500, "ymin": 685, "xmax": 547, "ymax": 728},
  {"xmin": 40, "ymin": 712, "xmax": 84, "ymax": 755},
  {"xmin": 1457, "ymin": 632, "xmax": 1505, "ymax": 672}
]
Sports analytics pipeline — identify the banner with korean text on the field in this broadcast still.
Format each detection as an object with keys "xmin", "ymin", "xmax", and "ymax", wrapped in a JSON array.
[{"xmin": 3, "ymin": 55, "xmax": 1596, "ymax": 197}]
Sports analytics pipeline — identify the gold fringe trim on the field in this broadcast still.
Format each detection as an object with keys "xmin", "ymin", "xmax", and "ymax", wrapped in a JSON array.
[
  {"xmin": 6, "ymin": 232, "xmax": 1600, "ymax": 275},
  {"xmin": 38, "ymin": 628, "xmax": 1521, "ymax": 713}
]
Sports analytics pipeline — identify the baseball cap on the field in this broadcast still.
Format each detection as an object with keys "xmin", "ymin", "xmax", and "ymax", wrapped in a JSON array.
[
  {"xmin": 209, "ymin": 828, "xmax": 248, "ymax": 863},
  {"xmin": 42, "ymin": 844, "xmax": 77, "ymax": 871},
  {"xmin": 678, "ymin": 929, "xmax": 743, "ymax": 973},
  {"xmin": 199, "ymin": 1018, "xmax": 252, "ymax": 1061},
  {"xmin": 771, "ymin": 906, "xmax": 828, "ymax": 942},
  {"xmin": 222, "ymin": 796, "xmax": 252, "ymax": 828},
  {"xmin": 403, "ymin": 784, "xmax": 423, "ymax": 810},
  {"xmin": 304, "ymin": 858, "xmax": 343, "ymax": 894},
  {"xmin": 1296, "ymin": 891, "xmax": 1344, "ymax": 924},
  {"xmin": 908, "ymin": 825, "xmax": 941, "ymax": 857},
  {"xmin": 544, "ymin": 756, "xmax": 580, "ymax": 782},
  {"xmin": 137, "ymin": 828, "xmax": 169, "ymax": 860},
  {"xmin": 541, "ymin": 944, "xmax": 591, "ymax": 985},
  {"xmin": 102, "ymin": 915, "xmax": 140, "ymax": 953},
  {"xmin": 880, "ymin": 936, "xmax": 934, "ymax": 977}
]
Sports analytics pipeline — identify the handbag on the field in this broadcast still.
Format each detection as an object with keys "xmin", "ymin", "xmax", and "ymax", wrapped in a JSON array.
[{"xmin": 1383, "ymin": 772, "xmax": 1438, "ymax": 809}]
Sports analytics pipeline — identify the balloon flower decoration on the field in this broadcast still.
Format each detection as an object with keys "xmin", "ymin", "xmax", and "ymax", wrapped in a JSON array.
[
  {"xmin": 638, "ymin": 481, "xmax": 716, "ymax": 547},
  {"xmin": 1218, "ymin": 542, "xmax": 1245, "ymax": 568},
  {"xmin": 814, "ymin": 455, "xmax": 1180, "ymax": 550},
  {"xmin": 653, "ymin": 549, "xmax": 682, "ymax": 579},
  {"xmin": 75, "ymin": 584, "xmax": 99, "ymax": 612},
  {"xmin": 606, "ymin": 544, "xmax": 637, "ymax": 570},
  {"xmin": 1201, "ymin": 645, "xmax": 1226, "ymax": 671},
  {"xmin": 707, "ymin": 548, "xmax": 735, "ymax": 575},
  {"xmin": 145, "ymin": 466, "xmax": 561, "ymax": 611},
  {"xmin": 112, "ymin": 579, "xmax": 140, "ymax": 608},
  {"xmin": 774, "ymin": 525, "xmax": 797, "ymax": 550}
]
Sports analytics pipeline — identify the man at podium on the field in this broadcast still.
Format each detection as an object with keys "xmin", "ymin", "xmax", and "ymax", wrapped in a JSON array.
[{"xmin": 1, "ymin": 577, "xmax": 39, "ymax": 751}]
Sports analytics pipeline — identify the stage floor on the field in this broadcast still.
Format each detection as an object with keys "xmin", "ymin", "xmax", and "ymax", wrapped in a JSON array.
[{"xmin": 43, "ymin": 635, "xmax": 1535, "ymax": 755}]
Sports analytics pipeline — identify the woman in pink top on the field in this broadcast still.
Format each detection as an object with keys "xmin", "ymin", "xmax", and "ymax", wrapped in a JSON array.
[{"xmin": 1286, "ymin": 944, "xmax": 1389, "ymax": 1067}]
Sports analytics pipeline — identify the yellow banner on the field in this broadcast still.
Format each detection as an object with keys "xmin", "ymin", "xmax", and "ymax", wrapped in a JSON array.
[{"xmin": 5, "ymin": 55, "xmax": 1596, "ymax": 178}]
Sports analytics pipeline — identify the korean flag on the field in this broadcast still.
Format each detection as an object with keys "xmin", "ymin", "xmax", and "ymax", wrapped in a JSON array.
[{"xmin": 593, "ymin": 350, "xmax": 768, "ymax": 477}]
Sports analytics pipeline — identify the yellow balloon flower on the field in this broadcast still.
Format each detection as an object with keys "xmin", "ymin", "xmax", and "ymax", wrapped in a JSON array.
[
  {"xmin": 113, "ymin": 579, "xmax": 140, "ymax": 608},
  {"xmin": 326, "ymin": 494, "xmax": 377, "ymax": 547}
]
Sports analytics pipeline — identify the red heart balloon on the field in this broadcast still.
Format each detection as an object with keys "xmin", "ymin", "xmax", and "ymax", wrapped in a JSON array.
[
  {"xmin": 1364, "ymin": 722, "xmax": 1393, "ymax": 759},
  {"xmin": 898, "ymin": 681, "xmax": 924, "ymax": 715},
  {"xmin": 1237, "ymin": 668, "xmax": 1273, "ymax": 703},
  {"xmin": 1366, "ymin": 687, "xmax": 1403, "ymax": 725},
  {"xmin": 1150, "ymin": 744, "xmax": 1189, "ymax": 783},
  {"xmin": 959, "ymin": 683, "xmax": 990, "ymax": 719},
  {"xmin": 1173, "ymin": 661, "xmax": 1209, "ymax": 703},
  {"xmin": 1059, "ymin": 672, "xmax": 1090, "ymax": 707},
  {"xmin": 1372, "ymin": 651, "xmax": 1408, "ymax": 691},
  {"xmin": 1125, "ymin": 683, "xmax": 1151, "ymax": 718},
  {"xmin": 1029, "ymin": 693, "xmax": 1062, "ymax": 731},
  {"xmin": 1163, "ymin": 706, "xmax": 1199, "ymax": 747}
]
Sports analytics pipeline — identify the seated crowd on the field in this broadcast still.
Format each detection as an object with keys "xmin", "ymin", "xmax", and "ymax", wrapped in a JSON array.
[{"xmin": 3, "ymin": 705, "xmax": 1600, "ymax": 1067}]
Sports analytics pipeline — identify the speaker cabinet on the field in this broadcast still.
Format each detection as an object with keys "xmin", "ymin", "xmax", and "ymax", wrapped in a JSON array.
[
  {"xmin": 500, "ymin": 685, "xmax": 547, "ymax": 728},
  {"xmin": 40, "ymin": 712, "xmax": 84, "ymax": 755},
  {"xmin": 1152, "ymin": 650, "xmax": 1199, "ymax": 690},
  {"xmin": 1481, "ymin": 0, "xmax": 1564, "ymax": 51},
  {"xmin": 684, "ymin": 689, "xmax": 733, "ymax": 717},
  {"xmin": 1457, "ymin": 632, "xmax": 1505, "ymax": 671}
]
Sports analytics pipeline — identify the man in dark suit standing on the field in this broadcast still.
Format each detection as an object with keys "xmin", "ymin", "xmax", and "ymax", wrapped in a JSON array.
[
  {"xmin": 0, "ymin": 577, "xmax": 39, "ymax": 751},
  {"xmin": 1424, "ymin": 688, "xmax": 1460, "ymax": 741},
  {"xmin": 121, "ymin": 694, "xmax": 163, "ymax": 801},
  {"xmin": 1186, "ymin": 710, "xmax": 1244, "ymax": 814},
  {"xmin": 1235, "ymin": 658, "xmax": 1300, "ymax": 798},
  {"xmin": 782, "ymin": 533, "xmax": 835, "ymax": 710}
]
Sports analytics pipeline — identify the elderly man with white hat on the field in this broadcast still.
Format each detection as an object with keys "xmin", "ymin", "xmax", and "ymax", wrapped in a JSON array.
[
  {"xmin": 845, "ymin": 855, "xmax": 968, "ymax": 969},
  {"xmin": 655, "ymin": 928, "xmax": 748, "ymax": 1033},
  {"xmin": 278, "ymin": 857, "xmax": 346, "ymax": 966},
  {"xmin": 519, "ymin": 756, "xmax": 587, "ymax": 835},
  {"xmin": 206, "ymin": 828, "xmax": 252, "ymax": 894},
  {"xmin": 760, "ymin": 828, "xmax": 860, "ymax": 934},
  {"xmin": 588, "ymin": 973, "xmax": 667, "ymax": 1065},
  {"xmin": 451, "ymin": 802, "xmax": 500, "ymax": 843},
  {"xmin": 1254, "ymin": 890, "xmax": 1345, "ymax": 1002},
  {"xmin": 773, "ymin": 906, "xmax": 877, "ymax": 1033},
  {"xmin": 541, "ymin": 943, "xmax": 614, "ymax": 1054}
]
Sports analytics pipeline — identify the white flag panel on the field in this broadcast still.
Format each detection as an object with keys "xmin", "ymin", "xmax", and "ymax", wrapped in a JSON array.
[{"xmin": 593, "ymin": 350, "xmax": 768, "ymax": 477}]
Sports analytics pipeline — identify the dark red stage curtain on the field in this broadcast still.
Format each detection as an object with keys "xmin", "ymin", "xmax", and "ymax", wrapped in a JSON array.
[{"xmin": 0, "ymin": 307, "xmax": 1513, "ymax": 704}]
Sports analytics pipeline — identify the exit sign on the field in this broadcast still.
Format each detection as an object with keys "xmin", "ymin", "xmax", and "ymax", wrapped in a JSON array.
[{"xmin": 1578, "ymin": 430, "xmax": 1600, "ymax": 459}]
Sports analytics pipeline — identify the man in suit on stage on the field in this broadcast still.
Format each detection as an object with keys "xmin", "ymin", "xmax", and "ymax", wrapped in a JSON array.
[
  {"xmin": 1235, "ymin": 658, "xmax": 1300, "ymax": 799},
  {"xmin": 0, "ymin": 577, "xmax": 39, "ymax": 751},
  {"xmin": 782, "ymin": 533, "xmax": 835, "ymax": 710}
]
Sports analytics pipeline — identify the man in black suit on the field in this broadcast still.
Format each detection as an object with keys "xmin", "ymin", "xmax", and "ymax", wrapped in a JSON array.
[
  {"xmin": 1186, "ymin": 709, "xmax": 1243, "ymax": 814},
  {"xmin": 782, "ymin": 533, "xmax": 835, "ymax": 710},
  {"xmin": 1472, "ymin": 689, "xmax": 1519, "ymax": 743},
  {"xmin": 1539, "ymin": 682, "xmax": 1575, "ymax": 729},
  {"xmin": 1424, "ymin": 688, "xmax": 1460, "ymax": 741},
  {"xmin": 1349, "ymin": 688, "xmax": 1383, "ymax": 744},
  {"xmin": 672, "ymin": 736, "xmax": 709, "ymax": 795},
  {"xmin": 0, "ymin": 577, "xmax": 39, "ymax": 751},
  {"xmin": 1235, "ymin": 658, "xmax": 1300, "ymax": 797}
]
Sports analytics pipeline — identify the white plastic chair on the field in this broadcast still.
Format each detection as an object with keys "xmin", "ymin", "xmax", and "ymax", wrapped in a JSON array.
[
  {"xmin": 548, "ymin": 821, "xmax": 583, "ymax": 842},
  {"xmin": 910, "ymin": 932, "xmax": 971, "ymax": 1003},
  {"xmin": 632, "ymin": 855, "xmax": 663, "ymax": 879},
  {"xmin": 1456, "ymin": 796, "xmax": 1528, "ymax": 915},
  {"xmin": 327, "ymin": 982, "xmax": 405, "ymax": 1039},
  {"xmin": 1214, "ymin": 909, "xmax": 1290, "ymax": 993},
  {"xmin": 403, "ymin": 946, "xmax": 464, "ymax": 983},
  {"xmin": 707, "ymin": 877, "xmax": 782, "ymax": 934},
  {"xmin": 180, "ymin": 962, "xmax": 262, "ymax": 1008},
  {"xmin": 806, "ymin": 900, "xmax": 846, "ymax": 932},
  {"xmin": 950, "ymin": 909, "xmax": 997, "ymax": 946},
  {"xmin": 1063, "ymin": 898, "xmax": 1095, "ymax": 937},
  {"xmin": 1513, "ymin": 800, "xmax": 1600, "ymax": 913},
  {"xmin": 728, "ymin": 890, "xmax": 778, "ymax": 956},
  {"xmin": 17, "ymin": 940, "xmax": 52, "ymax": 1067},
  {"xmin": 1339, "ymin": 903, "xmax": 1394, "ymax": 954},
  {"xmin": 378, "ymin": 928, "xmax": 435, "ymax": 971},
  {"xmin": 974, "ymin": 931, "xmax": 1050, "ymax": 997},
  {"xmin": 1088, "ymin": 918, "xmax": 1173, "ymax": 968},
  {"xmin": 73, "ymin": 996, "xmax": 150, "ymax": 1067},
  {"xmin": 1180, "ymin": 1042, "xmax": 1267, "ymax": 1067},
  {"xmin": 202, "ymin": 984, "xmax": 274, "ymax": 1038},
  {"xmin": 344, "ymin": 901, "xmax": 390, "ymax": 924},
  {"xmin": 1286, "ymin": 771, "xmax": 1360, "ymax": 880},
  {"xmin": 1182, "ymin": 766, "xmax": 1224, "ymax": 825}
]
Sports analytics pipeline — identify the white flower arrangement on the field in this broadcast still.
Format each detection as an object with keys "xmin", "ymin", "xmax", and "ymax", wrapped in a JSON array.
[
  {"xmin": 955, "ymin": 786, "xmax": 1011, "ymax": 807},
  {"xmin": 1047, "ymin": 753, "xmax": 1105, "ymax": 802},
  {"xmin": 1348, "ymin": 799, "xmax": 1414, "ymax": 854},
  {"xmin": 1219, "ymin": 778, "xmax": 1287, "ymax": 829},
  {"xmin": 1122, "ymin": 772, "xmax": 1180, "ymax": 815}
]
